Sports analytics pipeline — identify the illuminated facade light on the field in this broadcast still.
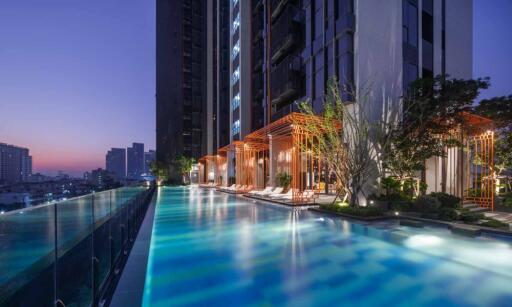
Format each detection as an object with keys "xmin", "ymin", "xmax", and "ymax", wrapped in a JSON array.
[
  {"xmin": 231, "ymin": 67, "xmax": 240, "ymax": 84},
  {"xmin": 232, "ymin": 92, "xmax": 240, "ymax": 110},
  {"xmin": 232, "ymin": 40, "xmax": 240, "ymax": 59},
  {"xmin": 232, "ymin": 120, "xmax": 241, "ymax": 136},
  {"xmin": 232, "ymin": 13, "xmax": 240, "ymax": 34}
]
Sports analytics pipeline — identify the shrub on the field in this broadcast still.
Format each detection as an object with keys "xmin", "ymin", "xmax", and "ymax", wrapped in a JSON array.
[
  {"xmin": 320, "ymin": 204, "xmax": 384, "ymax": 217},
  {"xmin": 375, "ymin": 193, "xmax": 408, "ymax": 202},
  {"xmin": 390, "ymin": 201, "xmax": 412, "ymax": 212},
  {"xmin": 276, "ymin": 172, "xmax": 292, "ymax": 189},
  {"xmin": 429, "ymin": 192, "xmax": 461, "ymax": 209},
  {"xmin": 480, "ymin": 219, "xmax": 509, "ymax": 229},
  {"xmin": 381, "ymin": 177, "xmax": 401, "ymax": 195},
  {"xmin": 438, "ymin": 208, "xmax": 458, "ymax": 221},
  {"xmin": 413, "ymin": 195, "xmax": 441, "ymax": 213},
  {"xmin": 459, "ymin": 211, "xmax": 484, "ymax": 223},
  {"xmin": 503, "ymin": 192, "xmax": 512, "ymax": 207}
]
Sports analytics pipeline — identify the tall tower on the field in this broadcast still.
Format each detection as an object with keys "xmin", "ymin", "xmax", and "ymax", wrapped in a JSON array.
[{"xmin": 156, "ymin": 0, "xmax": 207, "ymax": 171}]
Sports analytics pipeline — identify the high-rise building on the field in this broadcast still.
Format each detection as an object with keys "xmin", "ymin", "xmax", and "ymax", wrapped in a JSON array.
[
  {"xmin": 144, "ymin": 150, "xmax": 156, "ymax": 173},
  {"xmin": 201, "ymin": 0, "xmax": 472, "ymax": 147},
  {"xmin": 127, "ymin": 143, "xmax": 144, "ymax": 179},
  {"xmin": 0, "ymin": 143, "xmax": 32, "ymax": 184},
  {"xmin": 156, "ymin": 0, "xmax": 208, "ymax": 169},
  {"xmin": 106, "ymin": 148, "xmax": 126, "ymax": 180}
]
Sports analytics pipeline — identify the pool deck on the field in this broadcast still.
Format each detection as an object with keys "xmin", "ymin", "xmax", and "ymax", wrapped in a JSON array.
[{"xmin": 109, "ymin": 193, "xmax": 157, "ymax": 307}]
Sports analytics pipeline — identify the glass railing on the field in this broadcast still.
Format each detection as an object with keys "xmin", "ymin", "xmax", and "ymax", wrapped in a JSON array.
[{"xmin": 0, "ymin": 185, "xmax": 155, "ymax": 307}]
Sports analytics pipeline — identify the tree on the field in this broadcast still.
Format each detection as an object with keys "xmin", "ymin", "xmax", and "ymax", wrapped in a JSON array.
[
  {"xmin": 174, "ymin": 156, "xmax": 195, "ymax": 184},
  {"xmin": 298, "ymin": 80, "xmax": 391, "ymax": 206},
  {"xmin": 150, "ymin": 160, "xmax": 169, "ymax": 185},
  {"xmin": 383, "ymin": 75, "xmax": 491, "ymax": 197}
]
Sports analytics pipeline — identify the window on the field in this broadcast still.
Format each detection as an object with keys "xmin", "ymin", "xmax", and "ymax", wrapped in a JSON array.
[
  {"xmin": 402, "ymin": 1, "xmax": 418, "ymax": 47},
  {"xmin": 422, "ymin": 12, "xmax": 433, "ymax": 43}
]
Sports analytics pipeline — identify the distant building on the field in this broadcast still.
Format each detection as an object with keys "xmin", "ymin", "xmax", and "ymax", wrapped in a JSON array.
[
  {"xmin": 0, "ymin": 143, "xmax": 32, "ymax": 184},
  {"xmin": 144, "ymin": 150, "xmax": 156, "ymax": 173},
  {"xmin": 127, "ymin": 143, "xmax": 144, "ymax": 179},
  {"xmin": 106, "ymin": 148, "xmax": 126, "ymax": 180},
  {"xmin": 89, "ymin": 168, "xmax": 114, "ymax": 188}
]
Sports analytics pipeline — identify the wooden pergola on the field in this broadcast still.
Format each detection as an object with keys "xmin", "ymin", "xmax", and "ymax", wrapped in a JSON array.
[
  {"xmin": 244, "ymin": 113, "xmax": 327, "ymax": 203},
  {"xmin": 460, "ymin": 112, "xmax": 495, "ymax": 210},
  {"xmin": 198, "ymin": 155, "xmax": 217, "ymax": 185}
]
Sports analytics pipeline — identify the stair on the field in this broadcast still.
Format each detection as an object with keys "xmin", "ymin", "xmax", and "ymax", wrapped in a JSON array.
[{"xmin": 462, "ymin": 201, "xmax": 490, "ymax": 213}]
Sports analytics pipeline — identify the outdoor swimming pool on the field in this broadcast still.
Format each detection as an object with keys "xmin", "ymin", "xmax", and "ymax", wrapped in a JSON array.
[{"xmin": 143, "ymin": 187, "xmax": 512, "ymax": 307}]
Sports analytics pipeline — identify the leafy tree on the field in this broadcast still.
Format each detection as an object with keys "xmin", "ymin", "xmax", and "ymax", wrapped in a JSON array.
[
  {"xmin": 174, "ymin": 156, "xmax": 195, "ymax": 184},
  {"xmin": 298, "ymin": 79, "xmax": 391, "ymax": 206},
  {"xmin": 150, "ymin": 160, "xmax": 169, "ymax": 184},
  {"xmin": 384, "ymin": 75, "xmax": 490, "ymax": 196}
]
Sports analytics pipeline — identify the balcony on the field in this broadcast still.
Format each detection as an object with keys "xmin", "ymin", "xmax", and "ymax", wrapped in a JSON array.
[
  {"xmin": 0, "ymin": 186, "xmax": 155, "ymax": 306},
  {"xmin": 270, "ymin": 5, "xmax": 303, "ymax": 64},
  {"xmin": 270, "ymin": 55, "xmax": 303, "ymax": 107}
]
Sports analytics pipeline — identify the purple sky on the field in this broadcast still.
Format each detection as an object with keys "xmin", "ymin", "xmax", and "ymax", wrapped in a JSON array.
[{"xmin": 0, "ymin": 1, "xmax": 510, "ymax": 177}]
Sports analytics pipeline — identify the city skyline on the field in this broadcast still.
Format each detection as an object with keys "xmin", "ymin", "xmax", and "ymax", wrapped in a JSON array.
[{"xmin": 1, "ymin": 0, "xmax": 510, "ymax": 176}]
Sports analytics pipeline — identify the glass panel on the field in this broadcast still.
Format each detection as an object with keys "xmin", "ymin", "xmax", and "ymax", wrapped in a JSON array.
[
  {"xmin": 0, "ymin": 205, "xmax": 55, "ymax": 306},
  {"xmin": 93, "ymin": 190, "xmax": 112, "ymax": 291},
  {"xmin": 56, "ymin": 195, "xmax": 93, "ymax": 306}
]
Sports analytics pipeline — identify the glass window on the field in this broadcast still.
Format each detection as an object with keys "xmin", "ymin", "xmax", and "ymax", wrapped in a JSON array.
[
  {"xmin": 422, "ymin": 12, "xmax": 433, "ymax": 43},
  {"xmin": 403, "ymin": 1, "xmax": 418, "ymax": 47},
  {"xmin": 407, "ymin": 3, "xmax": 418, "ymax": 47}
]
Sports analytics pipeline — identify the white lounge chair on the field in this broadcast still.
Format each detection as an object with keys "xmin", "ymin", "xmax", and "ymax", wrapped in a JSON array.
[
  {"xmin": 270, "ymin": 189, "xmax": 292, "ymax": 199},
  {"xmin": 221, "ymin": 184, "xmax": 235, "ymax": 191},
  {"xmin": 259, "ymin": 187, "xmax": 279, "ymax": 196},
  {"xmin": 265, "ymin": 187, "xmax": 284, "ymax": 198},
  {"xmin": 249, "ymin": 186, "xmax": 273, "ymax": 195}
]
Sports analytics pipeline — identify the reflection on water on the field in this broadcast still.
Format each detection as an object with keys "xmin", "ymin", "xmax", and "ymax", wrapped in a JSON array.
[{"xmin": 144, "ymin": 187, "xmax": 512, "ymax": 307}]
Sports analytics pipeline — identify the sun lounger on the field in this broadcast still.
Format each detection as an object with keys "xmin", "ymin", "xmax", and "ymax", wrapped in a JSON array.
[
  {"xmin": 269, "ymin": 189, "xmax": 292, "ymax": 199},
  {"xmin": 265, "ymin": 187, "xmax": 284, "ymax": 198},
  {"xmin": 248, "ymin": 186, "xmax": 273, "ymax": 195}
]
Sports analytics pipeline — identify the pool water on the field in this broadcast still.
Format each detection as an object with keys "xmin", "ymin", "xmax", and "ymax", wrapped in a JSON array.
[{"xmin": 143, "ymin": 187, "xmax": 512, "ymax": 307}]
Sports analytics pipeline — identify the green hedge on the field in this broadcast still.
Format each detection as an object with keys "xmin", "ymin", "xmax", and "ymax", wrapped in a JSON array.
[{"xmin": 320, "ymin": 204, "xmax": 384, "ymax": 217}]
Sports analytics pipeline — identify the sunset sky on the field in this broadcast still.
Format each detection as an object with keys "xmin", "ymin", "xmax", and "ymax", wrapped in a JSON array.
[{"xmin": 0, "ymin": 0, "xmax": 510, "ymax": 177}]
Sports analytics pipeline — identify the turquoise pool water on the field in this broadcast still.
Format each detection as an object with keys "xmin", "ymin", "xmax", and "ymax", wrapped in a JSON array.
[{"xmin": 143, "ymin": 187, "xmax": 512, "ymax": 307}]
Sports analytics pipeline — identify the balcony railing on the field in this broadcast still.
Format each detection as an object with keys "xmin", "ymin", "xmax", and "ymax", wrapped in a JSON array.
[
  {"xmin": 270, "ymin": 55, "xmax": 303, "ymax": 107},
  {"xmin": 0, "ymin": 185, "xmax": 155, "ymax": 306},
  {"xmin": 270, "ymin": 4, "xmax": 303, "ymax": 64}
]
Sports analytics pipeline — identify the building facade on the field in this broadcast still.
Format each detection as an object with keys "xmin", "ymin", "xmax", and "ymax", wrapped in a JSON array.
[
  {"xmin": 106, "ymin": 148, "xmax": 126, "ymax": 180},
  {"xmin": 156, "ymin": 0, "xmax": 208, "ymax": 169},
  {"xmin": 197, "ymin": 0, "xmax": 473, "ymax": 197},
  {"xmin": 0, "ymin": 143, "xmax": 32, "ymax": 184},
  {"xmin": 127, "ymin": 143, "xmax": 144, "ymax": 179}
]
